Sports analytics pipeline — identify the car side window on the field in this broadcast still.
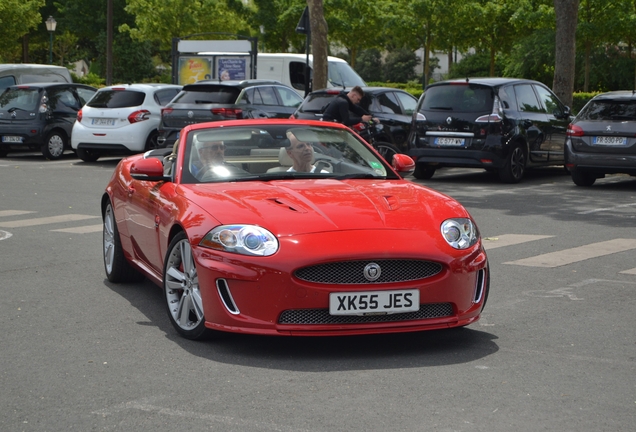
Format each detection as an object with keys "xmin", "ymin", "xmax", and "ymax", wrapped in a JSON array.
[
  {"xmin": 50, "ymin": 88, "xmax": 80, "ymax": 112},
  {"xmin": 274, "ymin": 86, "xmax": 303, "ymax": 108},
  {"xmin": 395, "ymin": 92, "xmax": 417, "ymax": 116},
  {"xmin": 257, "ymin": 86, "xmax": 279, "ymax": 106},
  {"xmin": 76, "ymin": 87, "xmax": 96, "ymax": 106},
  {"xmin": 378, "ymin": 92, "xmax": 402, "ymax": 114},
  {"xmin": 239, "ymin": 88, "xmax": 255, "ymax": 105},
  {"xmin": 155, "ymin": 88, "xmax": 180, "ymax": 105},
  {"xmin": 534, "ymin": 85, "xmax": 563, "ymax": 116},
  {"xmin": 514, "ymin": 84, "xmax": 543, "ymax": 113}
]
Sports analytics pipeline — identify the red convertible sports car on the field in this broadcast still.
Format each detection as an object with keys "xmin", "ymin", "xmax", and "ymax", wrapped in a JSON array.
[{"xmin": 102, "ymin": 119, "xmax": 489, "ymax": 340}]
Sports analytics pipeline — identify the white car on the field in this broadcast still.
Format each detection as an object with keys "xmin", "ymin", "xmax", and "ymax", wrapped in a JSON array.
[{"xmin": 71, "ymin": 83, "xmax": 181, "ymax": 162}]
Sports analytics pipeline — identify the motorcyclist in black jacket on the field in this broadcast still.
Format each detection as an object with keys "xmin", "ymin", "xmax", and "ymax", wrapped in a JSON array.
[{"xmin": 322, "ymin": 86, "xmax": 378, "ymax": 126}]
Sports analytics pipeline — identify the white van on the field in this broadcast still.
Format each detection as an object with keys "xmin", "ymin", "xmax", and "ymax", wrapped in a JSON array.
[
  {"xmin": 191, "ymin": 52, "xmax": 365, "ymax": 95},
  {"xmin": 256, "ymin": 53, "xmax": 366, "ymax": 94},
  {"xmin": 0, "ymin": 64, "xmax": 73, "ymax": 93}
]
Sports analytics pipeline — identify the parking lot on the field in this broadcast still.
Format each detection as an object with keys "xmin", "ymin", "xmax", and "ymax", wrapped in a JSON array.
[{"xmin": 1, "ymin": 152, "xmax": 635, "ymax": 431}]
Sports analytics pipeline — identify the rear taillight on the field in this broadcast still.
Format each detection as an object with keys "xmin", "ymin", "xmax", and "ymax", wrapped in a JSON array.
[
  {"xmin": 161, "ymin": 107, "xmax": 173, "ymax": 116},
  {"xmin": 476, "ymin": 96, "xmax": 503, "ymax": 123},
  {"xmin": 415, "ymin": 112, "xmax": 426, "ymax": 121},
  {"xmin": 77, "ymin": 109, "xmax": 83, "ymax": 123},
  {"xmin": 212, "ymin": 108, "xmax": 243, "ymax": 119},
  {"xmin": 290, "ymin": 113, "xmax": 296, "ymax": 119},
  {"xmin": 567, "ymin": 124, "xmax": 584, "ymax": 137},
  {"xmin": 128, "ymin": 109, "xmax": 150, "ymax": 124},
  {"xmin": 352, "ymin": 122, "xmax": 366, "ymax": 131}
]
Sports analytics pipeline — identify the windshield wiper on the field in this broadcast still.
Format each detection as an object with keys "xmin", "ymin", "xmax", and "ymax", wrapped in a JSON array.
[
  {"xmin": 7, "ymin": 107, "xmax": 27, "ymax": 113},
  {"xmin": 428, "ymin": 106, "xmax": 453, "ymax": 110},
  {"xmin": 334, "ymin": 173, "xmax": 384, "ymax": 180}
]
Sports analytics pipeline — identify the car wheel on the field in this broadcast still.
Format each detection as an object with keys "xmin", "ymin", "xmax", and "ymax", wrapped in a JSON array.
[
  {"xmin": 144, "ymin": 130, "xmax": 160, "ymax": 151},
  {"xmin": 570, "ymin": 169, "xmax": 596, "ymax": 186},
  {"xmin": 103, "ymin": 201, "xmax": 144, "ymax": 283},
  {"xmin": 164, "ymin": 231, "xmax": 209, "ymax": 340},
  {"xmin": 42, "ymin": 131, "xmax": 66, "ymax": 160},
  {"xmin": 76, "ymin": 147, "xmax": 100, "ymax": 162},
  {"xmin": 413, "ymin": 164, "xmax": 436, "ymax": 180},
  {"xmin": 374, "ymin": 142, "xmax": 400, "ymax": 164},
  {"xmin": 498, "ymin": 143, "xmax": 526, "ymax": 183}
]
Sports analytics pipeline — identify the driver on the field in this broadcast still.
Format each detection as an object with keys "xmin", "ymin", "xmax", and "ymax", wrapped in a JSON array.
[{"xmin": 192, "ymin": 139, "xmax": 226, "ymax": 178}]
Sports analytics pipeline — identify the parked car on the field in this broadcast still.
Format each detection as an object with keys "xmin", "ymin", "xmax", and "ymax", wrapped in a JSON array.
[
  {"xmin": 291, "ymin": 87, "xmax": 418, "ymax": 152},
  {"xmin": 0, "ymin": 82, "xmax": 97, "ymax": 159},
  {"xmin": 565, "ymin": 91, "xmax": 636, "ymax": 186},
  {"xmin": 71, "ymin": 83, "xmax": 182, "ymax": 162},
  {"xmin": 407, "ymin": 78, "xmax": 572, "ymax": 183},
  {"xmin": 102, "ymin": 119, "xmax": 489, "ymax": 340},
  {"xmin": 157, "ymin": 80, "xmax": 303, "ymax": 149}
]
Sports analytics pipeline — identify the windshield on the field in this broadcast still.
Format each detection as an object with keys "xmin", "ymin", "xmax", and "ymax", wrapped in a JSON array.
[
  {"xmin": 179, "ymin": 124, "xmax": 393, "ymax": 184},
  {"xmin": 577, "ymin": 99, "xmax": 636, "ymax": 121},
  {"xmin": 328, "ymin": 61, "xmax": 366, "ymax": 88},
  {"xmin": 420, "ymin": 84, "xmax": 493, "ymax": 113}
]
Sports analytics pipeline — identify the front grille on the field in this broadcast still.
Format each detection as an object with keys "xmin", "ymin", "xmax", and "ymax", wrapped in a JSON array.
[
  {"xmin": 278, "ymin": 303, "xmax": 453, "ymax": 325},
  {"xmin": 294, "ymin": 260, "xmax": 442, "ymax": 284}
]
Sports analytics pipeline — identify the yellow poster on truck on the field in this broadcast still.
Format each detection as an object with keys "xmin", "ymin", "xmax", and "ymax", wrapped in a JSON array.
[{"xmin": 178, "ymin": 57, "xmax": 212, "ymax": 84}]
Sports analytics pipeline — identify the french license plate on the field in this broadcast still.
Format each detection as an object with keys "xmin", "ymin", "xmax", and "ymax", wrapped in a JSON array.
[
  {"xmin": 329, "ymin": 289, "xmax": 420, "ymax": 316},
  {"xmin": 1, "ymin": 136, "xmax": 23, "ymax": 143},
  {"xmin": 593, "ymin": 136, "xmax": 627, "ymax": 146},
  {"xmin": 91, "ymin": 118, "xmax": 116, "ymax": 126},
  {"xmin": 435, "ymin": 137, "xmax": 465, "ymax": 146}
]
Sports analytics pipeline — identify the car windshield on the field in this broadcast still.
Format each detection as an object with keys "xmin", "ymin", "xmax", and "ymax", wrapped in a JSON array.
[
  {"xmin": 173, "ymin": 85, "xmax": 240, "ymax": 104},
  {"xmin": 577, "ymin": 99, "xmax": 636, "ymax": 121},
  {"xmin": 420, "ymin": 84, "xmax": 493, "ymax": 112},
  {"xmin": 179, "ymin": 124, "xmax": 393, "ymax": 184},
  {"xmin": 328, "ymin": 62, "xmax": 366, "ymax": 88},
  {"xmin": 0, "ymin": 88, "xmax": 40, "ymax": 111}
]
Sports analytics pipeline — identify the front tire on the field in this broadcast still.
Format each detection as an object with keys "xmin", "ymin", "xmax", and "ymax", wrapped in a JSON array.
[
  {"xmin": 76, "ymin": 147, "xmax": 100, "ymax": 162},
  {"xmin": 42, "ymin": 131, "xmax": 67, "ymax": 160},
  {"xmin": 164, "ymin": 232, "xmax": 209, "ymax": 340},
  {"xmin": 103, "ymin": 201, "xmax": 144, "ymax": 283},
  {"xmin": 374, "ymin": 142, "xmax": 400, "ymax": 164},
  {"xmin": 498, "ymin": 143, "xmax": 526, "ymax": 183}
]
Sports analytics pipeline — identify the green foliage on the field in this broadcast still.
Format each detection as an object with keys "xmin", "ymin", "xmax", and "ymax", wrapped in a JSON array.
[
  {"xmin": 0, "ymin": 0, "xmax": 45, "ymax": 62},
  {"xmin": 575, "ymin": 45, "xmax": 636, "ymax": 92},
  {"xmin": 71, "ymin": 72, "xmax": 105, "ymax": 87},
  {"xmin": 449, "ymin": 52, "xmax": 503, "ymax": 79},
  {"xmin": 355, "ymin": 49, "xmax": 384, "ymax": 82},
  {"xmin": 503, "ymin": 29, "xmax": 556, "ymax": 87},
  {"xmin": 383, "ymin": 48, "xmax": 420, "ymax": 83}
]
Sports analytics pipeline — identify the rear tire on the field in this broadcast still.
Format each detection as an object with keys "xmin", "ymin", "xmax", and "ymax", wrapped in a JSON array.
[
  {"xmin": 42, "ymin": 131, "xmax": 66, "ymax": 160},
  {"xmin": 77, "ymin": 147, "xmax": 100, "ymax": 162},
  {"xmin": 570, "ymin": 169, "xmax": 596, "ymax": 186},
  {"xmin": 413, "ymin": 164, "xmax": 436, "ymax": 180},
  {"xmin": 498, "ymin": 143, "xmax": 526, "ymax": 183},
  {"xmin": 144, "ymin": 130, "xmax": 160, "ymax": 151},
  {"xmin": 103, "ymin": 201, "xmax": 144, "ymax": 283}
]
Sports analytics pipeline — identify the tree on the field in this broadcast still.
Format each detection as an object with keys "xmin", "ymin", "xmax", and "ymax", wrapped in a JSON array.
[
  {"xmin": 553, "ymin": 0, "xmax": 579, "ymax": 107},
  {"xmin": 0, "ymin": 0, "xmax": 44, "ymax": 62},
  {"xmin": 308, "ymin": 0, "xmax": 329, "ymax": 90},
  {"xmin": 251, "ymin": 0, "xmax": 306, "ymax": 52}
]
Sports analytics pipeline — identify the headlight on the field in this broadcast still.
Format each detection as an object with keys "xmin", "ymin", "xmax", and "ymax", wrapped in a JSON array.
[
  {"xmin": 199, "ymin": 225, "xmax": 279, "ymax": 256},
  {"xmin": 441, "ymin": 218, "xmax": 478, "ymax": 250}
]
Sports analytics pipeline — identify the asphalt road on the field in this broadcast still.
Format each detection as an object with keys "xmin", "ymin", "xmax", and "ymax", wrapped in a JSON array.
[{"xmin": 1, "ymin": 152, "xmax": 635, "ymax": 432}]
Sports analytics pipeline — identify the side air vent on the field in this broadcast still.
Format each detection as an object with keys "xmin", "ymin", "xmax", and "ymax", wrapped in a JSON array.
[{"xmin": 216, "ymin": 279, "xmax": 240, "ymax": 315}]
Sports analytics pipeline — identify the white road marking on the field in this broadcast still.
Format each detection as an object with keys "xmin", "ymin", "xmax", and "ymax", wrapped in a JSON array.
[
  {"xmin": 620, "ymin": 267, "xmax": 636, "ymax": 275},
  {"xmin": 0, "ymin": 214, "xmax": 99, "ymax": 228},
  {"xmin": 0, "ymin": 230, "xmax": 12, "ymax": 241},
  {"xmin": 51, "ymin": 224, "xmax": 103, "ymax": 234},
  {"xmin": 577, "ymin": 202, "xmax": 636, "ymax": 214},
  {"xmin": 0, "ymin": 210, "xmax": 36, "ymax": 217},
  {"xmin": 482, "ymin": 234, "xmax": 554, "ymax": 250},
  {"xmin": 505, "ymin": 238, "xmax": 636, "ymax": 267}
]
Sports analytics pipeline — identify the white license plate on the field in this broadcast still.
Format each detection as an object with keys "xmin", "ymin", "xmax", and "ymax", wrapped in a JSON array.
[
  {"xmin": 91, "ymin": 118, "xmax": 116, "ymax": 126},
  {"xmin": 329, "ymin": 289, "xmax": 419, "ymax": 316},
  {"xmin": 1, "ymin": 136, "xmax": 23, "ymax": 143},
  {"xmin": 435, "ymin": 137, "xmax": 465, "ymax": 146},
  {"xmin": 593, "ymin": 136, "xmax": 627, "ymax": 146}
]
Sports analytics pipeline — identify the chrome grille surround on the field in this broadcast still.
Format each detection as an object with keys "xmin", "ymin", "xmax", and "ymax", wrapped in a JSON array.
[
  {"xmin": 278, "ymin": 303, "xmax": 454, "ymax": 325},
  {"xmin": 294, "ymin": 259, "xmax": 443, "ymax": 284}
]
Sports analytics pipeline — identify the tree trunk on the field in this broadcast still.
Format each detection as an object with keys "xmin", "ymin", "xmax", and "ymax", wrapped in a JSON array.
[
  {"xmin": 584, "ymin": 40, "xmax": 590, "ymax": 92},
  {"xmin": 553, "ymin": 0, "xmax": 579, "ymax": 108},
  {"xmin": 307, "ymin": 0, "xmax": 328, "ymax": 91}
]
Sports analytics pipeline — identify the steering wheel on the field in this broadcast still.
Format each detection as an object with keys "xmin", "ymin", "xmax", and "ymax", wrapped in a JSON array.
[{"xmin": 314, "ymin": 159, "xmax": 334, "ymax": 173}]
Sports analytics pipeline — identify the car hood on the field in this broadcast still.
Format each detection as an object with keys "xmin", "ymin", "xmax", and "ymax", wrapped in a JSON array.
[{"xmin": 178, "ymin": 179, "xmax": 467, "ymax": 236}]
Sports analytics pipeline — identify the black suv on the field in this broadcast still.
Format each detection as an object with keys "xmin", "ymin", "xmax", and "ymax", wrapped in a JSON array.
[
  {"xmin": 158, "ymin": 80, "xmax": 303, "ymax": 148},
  {"xmin": 291, "ymin": 87, "xmax": 418, "ymax": 152},
  {"xmin": 0, "ymin": 82, "xmax": 97, "ymax": 159},
  {"xmin": 408, "ymin": 78, "xmax": 572, "ymax": 183},
  {"xmin": 565, "ymin": 91, "xmax": 636, "ymax": 186}
]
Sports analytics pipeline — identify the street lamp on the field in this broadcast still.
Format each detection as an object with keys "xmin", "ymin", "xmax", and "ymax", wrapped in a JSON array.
[{"xmin": 45, "ymin": 16, "xmax": 57, "ymax": 64}]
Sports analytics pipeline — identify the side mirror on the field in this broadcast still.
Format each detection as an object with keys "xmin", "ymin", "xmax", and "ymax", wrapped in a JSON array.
[
  {"xmin": 392, "ymin": 153, "xmax": 415, "ymax": 174},
  {"xmin": 130, "ymin": 158, "xmax": 169, "ymax": 182}
]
